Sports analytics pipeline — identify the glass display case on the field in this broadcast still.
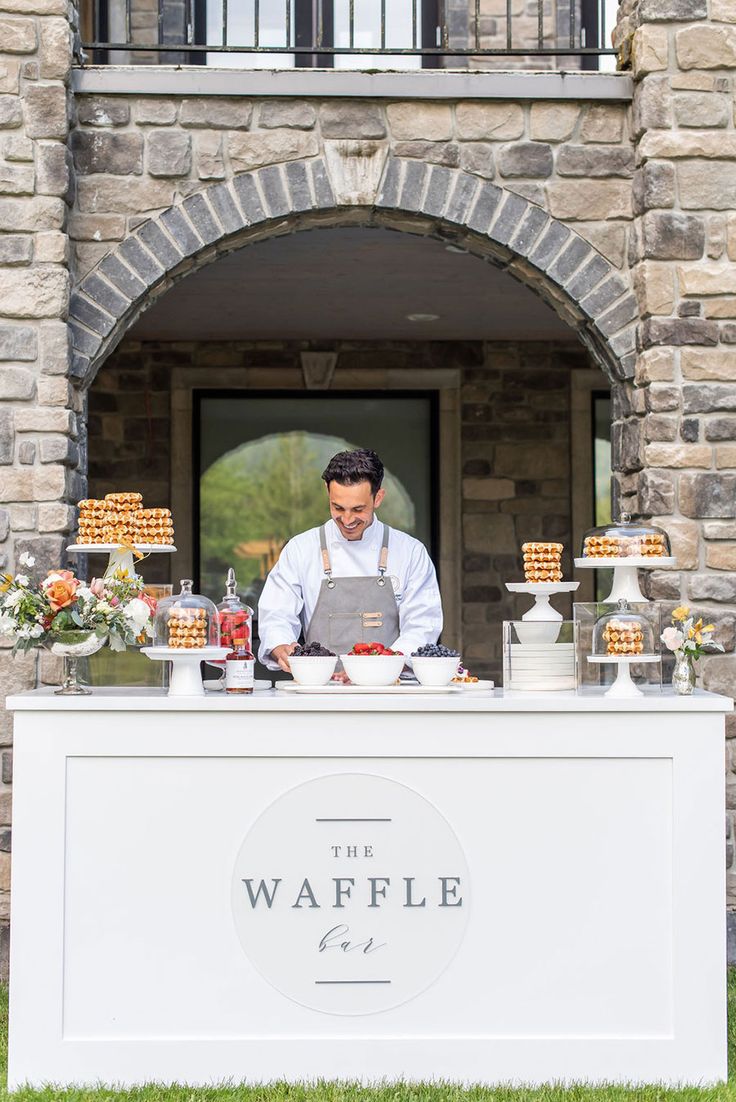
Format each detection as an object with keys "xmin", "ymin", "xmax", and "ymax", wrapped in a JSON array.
[
  {"xmin": 580, "ymin": 513, "xmax": 671, "ymax": 560},
  {"xmin": 593, "ymin": 601, "xmax": 654, "ymax": 657},
  {"xmin": 153, "ymin": 579, "xmax": 220, "ymax": 650},
  {"xmin": 580, "ymin": 599, "xmax": 662, "ymax": 697}
]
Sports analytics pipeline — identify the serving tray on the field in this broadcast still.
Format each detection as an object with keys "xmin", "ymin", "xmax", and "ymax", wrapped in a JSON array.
[{"xmin": 277, "ymin": 682, "xmax": 465, "ymax": 695}]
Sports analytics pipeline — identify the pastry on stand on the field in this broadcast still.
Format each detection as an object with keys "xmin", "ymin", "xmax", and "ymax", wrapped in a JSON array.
[
  {"xmin": 506, "ymin": 542, "xmax": 579, "ymax": 645},
  {"xmin": 142, "ymin": 580, "xmax": 227, "ymax": 697},
  {"xmin": 574, "ymin": 514, "xmax": 675, "ymax": 603},
  {"xmin": 586, "ymin": 599, "xmax": 661, "ymax": 698},
  {"xmin": 68, "ymin": 493, "xmax": 176, "ymax": 580}
]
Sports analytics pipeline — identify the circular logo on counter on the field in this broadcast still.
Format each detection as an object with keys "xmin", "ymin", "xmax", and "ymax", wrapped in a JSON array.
[{"xmin": 231, "ymin": 773, "xmax": 470, "ymax": 1015}]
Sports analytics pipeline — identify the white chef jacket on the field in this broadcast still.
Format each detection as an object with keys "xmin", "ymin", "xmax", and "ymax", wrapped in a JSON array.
[{"xmin": 257, "ymin": 518, "xmax": 442, "ymax": 669}]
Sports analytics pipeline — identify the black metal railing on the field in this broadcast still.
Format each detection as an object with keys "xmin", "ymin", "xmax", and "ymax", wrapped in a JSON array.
[{"xmin": 79, "ymin": 0, "xmax": 617, "ymax": 65}]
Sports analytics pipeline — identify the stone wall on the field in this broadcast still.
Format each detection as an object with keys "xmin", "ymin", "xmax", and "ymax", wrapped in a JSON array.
[
  {"xmin": 67, "ymin": 94, "xmax": 635, "ymax": 287},
  {"xmin": 613, "ymin": 0, "xmax": 736, "ymax": 913},
  {"xmin": 86, "ymin": 336, "xmax": 586, "ymax": 677}
]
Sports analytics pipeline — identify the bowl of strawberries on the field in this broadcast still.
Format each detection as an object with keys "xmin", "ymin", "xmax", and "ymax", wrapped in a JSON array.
[{"xmin": 341, "ymin": 642, "xmax": 405, "ymax": 687}]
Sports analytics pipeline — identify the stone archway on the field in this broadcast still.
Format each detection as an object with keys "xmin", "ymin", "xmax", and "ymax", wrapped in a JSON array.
[{"xmin": 69, "ymin": 155, "xmax": 637, "ymax": 387}]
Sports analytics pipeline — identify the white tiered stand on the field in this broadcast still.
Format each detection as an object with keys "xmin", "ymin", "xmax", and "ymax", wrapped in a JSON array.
[
  {"xmin": 505, "ymin": 581, "xmax": 579, "ymax": 644},
  {"xmin": 66, "ymin": 542, "xmax": 177, "ymax": 580},
  {"xmin": 587, "ymin": 653, "xmax": 662, "ymax": 698},
  {"xmin": 573, "ymin": 555, "xmax": 676, "ymax": 603}
]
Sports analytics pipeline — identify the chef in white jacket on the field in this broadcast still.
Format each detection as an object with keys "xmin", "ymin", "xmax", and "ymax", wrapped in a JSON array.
[{"xmin": 258, "ymin": 448, "xmax": 443, "ymax": 672}]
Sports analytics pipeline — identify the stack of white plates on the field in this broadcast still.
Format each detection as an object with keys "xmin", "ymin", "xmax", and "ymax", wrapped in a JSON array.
[{"xmin": 506, "ymin": 643, "xmax": 576, "ymax": 691}]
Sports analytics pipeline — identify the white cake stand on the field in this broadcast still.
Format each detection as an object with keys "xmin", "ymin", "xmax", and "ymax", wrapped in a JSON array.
[
  {"xmin": 67, "ymin": 543, "xmax": 177, "ymax": 581},
  {"xmin": 574, "ymin": 557, "xmax": 676, "ymax": 603},
  {"xmin": 587, "ymin": 654, "xmax": 661, "ymax": 698},
  {"xmin": 142, "ymin": 646, "xmax": 229, "ymax": 697},
  {"xmin": 505, "ymin": 581, "xmax": 580, "ymax": 644}
]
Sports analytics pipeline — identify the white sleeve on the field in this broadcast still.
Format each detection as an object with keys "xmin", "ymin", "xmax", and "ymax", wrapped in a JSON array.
[
  {"xmin": 257, "ymin": 541, "xmax": 305, "ymax": 669},
  {"xmin": 392, "ymin": 543, "xmax": 443, "ymax": 658}
]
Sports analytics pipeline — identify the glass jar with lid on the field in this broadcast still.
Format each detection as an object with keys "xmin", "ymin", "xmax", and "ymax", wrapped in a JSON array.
[
  {"xmin": 217, "ymin": 567, "xmax": 254, "ymax": 652},
  {"xmin": 581, "ymin": 513, "xmax": 670, "ymax": 560},
  {"xmin": 593, "ymin": 599, "xmax": 654, "ymax": 658},
  {"xmin": 153, "ymin": 579, "xmax": 220, "ymax": 649}
]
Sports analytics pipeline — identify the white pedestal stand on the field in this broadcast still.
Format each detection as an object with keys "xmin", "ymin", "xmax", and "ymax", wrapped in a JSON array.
[
  {"xmin": 587, "ymin": 654, "xmax": 661, "ymax": 698},
  {"xmin": 142, "ymin": 647, "xmax": 230, "ymax": 697},
  {"xmin": 67, "ymin": 543, "xmax": 177, "ymax": 581},
  {"xmin": 574, "ymin": 557, "xmax": 675, "ymax": 604},
  {"xmin": 505, "ymin": 581, "xmax": 580, "ymax": 644}
]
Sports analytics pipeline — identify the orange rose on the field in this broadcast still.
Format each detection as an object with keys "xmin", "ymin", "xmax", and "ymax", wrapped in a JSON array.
[{"xmin": 44, "ymin": 571, "xmax": 80, "ymax": 612}]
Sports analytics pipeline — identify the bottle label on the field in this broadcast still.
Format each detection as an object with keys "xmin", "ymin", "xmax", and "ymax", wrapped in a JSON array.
[{"xmin": 226, "ymin": 659, "xmax": 255, "ymax": 691}]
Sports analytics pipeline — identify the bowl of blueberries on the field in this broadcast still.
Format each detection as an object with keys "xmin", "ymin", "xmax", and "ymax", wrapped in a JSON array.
[
  {"xmin": 411, "ymin": 643, "xmax": 462, "ymax": 686},
  {"xmin": 289, "ymin": 642, "xmax": 338, "ymax": 685}
]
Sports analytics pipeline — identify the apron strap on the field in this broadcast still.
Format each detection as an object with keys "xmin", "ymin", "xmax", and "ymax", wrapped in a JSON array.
[
  {"xmin": 378, "ymin": 525, "xmax": 390, "ymax": 579},
  {"xmin": 319, "ymin": 524, "xmax": 332, "ymax": 579}
]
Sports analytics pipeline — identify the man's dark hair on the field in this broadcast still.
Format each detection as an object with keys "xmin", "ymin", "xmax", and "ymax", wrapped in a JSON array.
[{"xmin": 321, "ymin": 449, "xmax": 385, "ymax": 496}]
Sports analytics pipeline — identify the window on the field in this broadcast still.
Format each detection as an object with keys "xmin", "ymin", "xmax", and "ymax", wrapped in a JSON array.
[{"xmin": 195, "ymin": 391, "xmax": 438, "ymax": 613}]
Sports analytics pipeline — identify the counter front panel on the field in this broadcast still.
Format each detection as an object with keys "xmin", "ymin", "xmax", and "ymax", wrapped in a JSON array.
[{"xmin": 6, "ymin": 690, "xmax": 729, "ymax": 1088}]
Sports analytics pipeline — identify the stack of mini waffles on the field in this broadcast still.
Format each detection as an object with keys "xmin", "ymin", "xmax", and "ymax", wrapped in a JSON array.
[
  {"xmin": 77, "ymin": 493, "xmax": 175, "ymax": 546},
  {"xmin": 521, "ymin": 542, "xmax": 563, "ymax": 583}
]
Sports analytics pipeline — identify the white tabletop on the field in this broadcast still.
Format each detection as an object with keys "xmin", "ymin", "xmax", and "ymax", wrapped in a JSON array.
[{"xmin": 6, "ymin": 686, "xmax": 733, "ymax": 713}]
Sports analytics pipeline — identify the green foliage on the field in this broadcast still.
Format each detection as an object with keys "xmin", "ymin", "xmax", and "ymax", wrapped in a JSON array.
[
  {"xmin": 1, "ymin": 972, "xmax": 736, "ymax": 1100},
  {"xmin": 200, "ymin": 433, "xmax": 416, "ymax": 598}
]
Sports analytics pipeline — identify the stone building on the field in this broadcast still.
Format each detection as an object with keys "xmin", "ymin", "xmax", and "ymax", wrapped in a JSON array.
[{"xmin": 1, "ymin": 0, "xmax": 736, "ymax": 973}]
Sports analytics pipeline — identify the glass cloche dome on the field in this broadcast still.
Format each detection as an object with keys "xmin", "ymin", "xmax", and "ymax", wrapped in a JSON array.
[
  {"xmin": 593, "ymin": 599, "xmax": 654, "ymax": 657},
  {"xmin": 581, "ymin": 512, "xmax": 670, "ymax": 560},
  {"xmin": 153, "ymin": 579, "xmax": 220, "ymax": 649},
  {"xmin": 217, "ymin": 567, "xmax": 253, "ymax": 651}
]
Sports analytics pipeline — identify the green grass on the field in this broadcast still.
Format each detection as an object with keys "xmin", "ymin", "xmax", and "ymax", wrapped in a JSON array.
[{"xmin": 4, "ymin": 973, "xmax": 736, "ymax": 1101}]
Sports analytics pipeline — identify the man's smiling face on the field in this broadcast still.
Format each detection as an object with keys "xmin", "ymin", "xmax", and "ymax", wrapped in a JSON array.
[{"xmin": 327, "ymin": 480, "xmax": 385, "ymax": 541}]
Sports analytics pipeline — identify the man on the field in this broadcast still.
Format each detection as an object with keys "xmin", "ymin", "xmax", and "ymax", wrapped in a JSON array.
[{"xmin": 258, "ymin": 448, "xmax": 442, "ymax": 672}]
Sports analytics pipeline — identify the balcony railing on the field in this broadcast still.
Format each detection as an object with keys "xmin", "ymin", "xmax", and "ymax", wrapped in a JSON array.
[{"xmin": 79, "ymin": 0, "xmax": 618, "ymax": 66}]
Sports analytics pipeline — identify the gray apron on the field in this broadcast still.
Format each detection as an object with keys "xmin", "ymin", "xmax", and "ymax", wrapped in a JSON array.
[{"xmin": 306, "ymin": 523, "xmax": 400, "ymax": 655}]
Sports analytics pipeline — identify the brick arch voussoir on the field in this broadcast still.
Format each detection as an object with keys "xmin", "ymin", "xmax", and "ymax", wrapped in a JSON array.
[{"xmin": 70, "ymin": 154, "xmax": 635, "ymax": 388}]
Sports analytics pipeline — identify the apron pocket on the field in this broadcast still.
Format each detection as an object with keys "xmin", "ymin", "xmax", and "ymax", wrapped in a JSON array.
[{"xmin": 327, "ymin": 611, "xmax": 371, "ymax": 652}]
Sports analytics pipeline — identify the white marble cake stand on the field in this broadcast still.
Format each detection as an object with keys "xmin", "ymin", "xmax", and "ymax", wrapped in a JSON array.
[
  {"xmin": 67, "ymin": 543, "xmax": 177, "ymax": 581},
  {"xmin": 142, "ymin": 646, "xmax": 229, "ymax": 697},
  {"xmin": 587, "ymin": 653, "xmax": 661, "ymax": 698},
  {"xmin": 574, "ymin": 557, "xmax": 676, "ymax": 603},
  {"xmin": 505, "ymin": 581, "xmax": 580, "ymax": 644}
]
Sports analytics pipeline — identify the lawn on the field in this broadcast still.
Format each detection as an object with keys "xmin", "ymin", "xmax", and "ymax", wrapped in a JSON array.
[{"xmin": 2, "ymin": 975, "xmax": 736, "ymax": 1102}]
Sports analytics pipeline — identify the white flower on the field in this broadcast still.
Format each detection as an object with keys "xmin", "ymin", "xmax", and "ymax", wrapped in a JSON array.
[
  {"xmin": 4, "ymin": 590, "xmax": 22, "ymax": 610},
  {"xmin": 16, "ymin": 624, "xmax": 33, "ymax": 640},
  {"xmin": 661, "ymin": 626, "xmax": 685, "ymax": 652},
  {"xmin": 43, "ymin": 572, "xmax": 63, "ymax": 587},
  {"xmin": 18, "ymin": 552, "xmax": 35, "ymax": 568},
  {"xmin": 122, "ymin": 597, "xmax": 151, "ymax": 635},
  {"xmin": 0, "ymin": 614, "xmax": 16, "ymax": 636},
  {"xmin": 29, "ymin": 623, "xmax": 44, "ymax": 639},
  {"xmin": 13, "ymin": 574, "xmax": 28, "ymax": 587},
  {"xmin": 96, "ymin": 600, "xmax": 113, "ymax": 615},
  {"xmin": 76, "ymin": 586, "xmax": 93, "ymax": 602}
]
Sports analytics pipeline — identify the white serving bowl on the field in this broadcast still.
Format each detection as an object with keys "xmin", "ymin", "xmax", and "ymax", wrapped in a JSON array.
[
  {"xmin": 340, "ymin": 653, "xmax": 405, "ymax": 687},
  {"xmin": 289, "ymin": 655, "xmax": 338, "ymax": 686},
  {"xmin": 411, "ymin": 655, "xmax": 461, "ymax": 686}
]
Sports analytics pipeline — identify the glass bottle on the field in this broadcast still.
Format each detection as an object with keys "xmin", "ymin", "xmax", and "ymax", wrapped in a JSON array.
[
  {"xmin": 226, "ymin": 636, "xmax": 255, "ymax": 694},
  {"xmin": 217, "ymin": 568, "xmax": 254, "ymax": 654}
]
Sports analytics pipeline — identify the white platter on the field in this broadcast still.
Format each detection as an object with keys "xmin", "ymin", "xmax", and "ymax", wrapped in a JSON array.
[
  {"xmin": 510, "ymin": 642, "xmax": 575, "ymax": 651},
  {"xmin": 276, "ymin": 682, "xmax": 463, "ymax": 695},
  {"xmin": 452, "ymin": 679, "xmax": 495, "ymax": 691},
  {"xmin": 587, "ymin": 654, "xmax": 661, "ymax": 665},
  {"xmin": 507, "ymin": 679, "xmax": 576, "ymax": 691},
  {"xmin": 67, "ymin": 544, "xmax": 177, "ymax": 553},
  {"xmin": 506, "ymin": 582, "xmax": 579, "ymax": 594}
]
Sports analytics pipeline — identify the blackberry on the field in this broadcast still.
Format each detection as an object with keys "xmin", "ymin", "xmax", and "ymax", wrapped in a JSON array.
[
  {"xmin": 411, "ymin": 643, "xmax": 461, "ymax": 658},
  {"xmin": 293, "ymin": 641, "xmax": 336, "ymax": 657}
]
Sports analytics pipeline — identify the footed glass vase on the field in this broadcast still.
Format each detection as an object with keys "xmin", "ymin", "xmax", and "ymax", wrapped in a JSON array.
[
  {"xmin": 44, "ymin": 631, "xmax": 106, "ymax": 695},
  {"xmin": 672, "ymin": 650, "xmax": 696, "ymax": 696}
]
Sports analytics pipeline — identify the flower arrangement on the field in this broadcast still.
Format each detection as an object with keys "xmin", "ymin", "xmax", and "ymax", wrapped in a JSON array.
[
  {"xmin": 661, "ymin": 605, "xmax": 724, "ymax": 661},
  {"xmin": 0, "ymin": 553, "xmax": 155, "ymax": 654}
]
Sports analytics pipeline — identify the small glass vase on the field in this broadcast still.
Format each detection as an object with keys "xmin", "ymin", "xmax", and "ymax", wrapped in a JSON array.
[
  {"xmin": 44, "ymin": 631, "xmax": 107, "ymax": 695},
  {"xmin": 672, "ymin": 650, "xmax": 696, "ymax": 696}
]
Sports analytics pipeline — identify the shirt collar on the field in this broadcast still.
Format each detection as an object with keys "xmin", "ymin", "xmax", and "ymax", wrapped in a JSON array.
[{"xmin": 328, "ymin": 517, "xmax": 382, "ymax": 547}]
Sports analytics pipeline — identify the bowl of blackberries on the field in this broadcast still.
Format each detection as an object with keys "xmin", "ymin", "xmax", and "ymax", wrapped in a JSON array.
[
  {"xmin": 411, "ymin": 643, "xmax": 462, "ymax": 686},
  {"xmin": 289, "ymin": 642, "xmax": 338, "ymax": 685}
]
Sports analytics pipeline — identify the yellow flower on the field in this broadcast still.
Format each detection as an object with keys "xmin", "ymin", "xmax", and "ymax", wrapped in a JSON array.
[
  {"xmin": 695, "ymin": 632, "xmax": 703, "ymax": 645},
  {"xmin": 694, "ymin": 618, "xmax": 703, "ymax": 631},
  {"xmin": 704, "ymin": 624, "xmax": 715, "ymax": 633},
  {"xmin": 688, "ymin": 627, "xmax": 695, "ymax": 639},
  {"xmin": 672, "ymin": 605, "xmax": 689, "ymax": 622}
]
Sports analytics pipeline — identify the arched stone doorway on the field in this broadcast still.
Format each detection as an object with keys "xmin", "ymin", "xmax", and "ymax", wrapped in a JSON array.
[{"xmin": 69, "ymin": 156, "xmax": 637, "ymax": 387}]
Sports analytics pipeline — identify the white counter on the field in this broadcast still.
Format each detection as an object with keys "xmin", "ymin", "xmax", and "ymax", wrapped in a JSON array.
[{"xmin": 5, "ymin": 687, "xmax": 732, "ymax": 1089}]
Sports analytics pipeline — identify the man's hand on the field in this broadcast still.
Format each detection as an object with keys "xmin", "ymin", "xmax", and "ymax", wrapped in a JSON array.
[{"xmin": 271, "ymin": 643, "xmax": 298, "ymax": 673}]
